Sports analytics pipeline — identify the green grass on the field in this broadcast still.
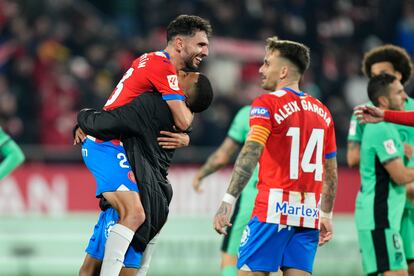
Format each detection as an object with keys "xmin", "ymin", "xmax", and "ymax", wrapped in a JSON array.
[{"xmin": 0, "ymin": 214, "xmax": 362, "ymax": 276}]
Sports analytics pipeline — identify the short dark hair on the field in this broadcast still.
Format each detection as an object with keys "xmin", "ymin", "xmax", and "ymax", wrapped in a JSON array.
[
  {"xmin": 265, "ymin": 36, "xmax": 310, "ymax": 74},
  {"xmin": 166, "ymin": 15, "xmax": 212, "ymax": 42},
  {"xmin": 367, "ymin": 73, "xmax": 397, "ymax": 106},
  {"xmin": 362, "ymin": 45, "xmax": 413, "ymax": 84},
  {"xmin": 187, "ymin": 73, "xmax": 213, "ymax": 113}
]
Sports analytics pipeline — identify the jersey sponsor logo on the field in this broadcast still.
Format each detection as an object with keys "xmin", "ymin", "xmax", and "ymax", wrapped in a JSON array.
[
  {"xmin": 383, "ymin": 139, "xmax": 397, "ymax": 154},
  {"xmin": 240, "ymin": 225, "xmax": 250, "ymax": 247},
  {"xmin": 167, "ymin": 75, "xmax": 179, "ymax": 91},
  {"xmin": 250, "ymin": 107, "xmax": 270, "ymax": 119},
  {"xmin": 275, "ymin": 201, "xmax": 319, "ymax": 218}
]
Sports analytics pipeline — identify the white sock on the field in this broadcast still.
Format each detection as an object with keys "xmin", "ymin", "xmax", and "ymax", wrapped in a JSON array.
[
  {"xmin": 136, "ymin": 234, "xmax": 159, "ymax": 276},
  {"xmin": 100, "ymin": 224, "xmax": 134, "ymax": 276}
]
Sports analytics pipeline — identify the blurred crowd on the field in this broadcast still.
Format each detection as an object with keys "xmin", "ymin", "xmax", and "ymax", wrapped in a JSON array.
[{"xmin": 1, "ymin": 0, "xmax": 414, "ymax": 163}]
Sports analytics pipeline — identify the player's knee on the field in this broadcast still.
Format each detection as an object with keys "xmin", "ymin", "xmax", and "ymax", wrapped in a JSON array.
[{"xmin": 122, "ymin": 207, "xmax": 145, "ymax": 231}]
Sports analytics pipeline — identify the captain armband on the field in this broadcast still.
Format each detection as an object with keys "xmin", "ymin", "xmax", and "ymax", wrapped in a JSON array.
[{"xmin": 246, "ymin": 125, "xmax": 271, "ymax": 145}]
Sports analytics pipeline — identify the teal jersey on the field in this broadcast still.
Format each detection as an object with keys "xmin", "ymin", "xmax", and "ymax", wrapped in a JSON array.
[
  {"xmin": 396, "ymin": 97, "xmax": 414, "ymax": 209},
  {"xmin": 227, "ymin": 106, "xmax": 258, "ymax": 197},
  {"xmin": 355, "ymin": 122, "xmax": 406, "ymax": 230},
  {"xmin": 347, "ymin": 101, "xmax": 371, "ymax": 143},
  {"xmin": 0, "ymin": 127, "xmax": 25, "ymax": 180}
]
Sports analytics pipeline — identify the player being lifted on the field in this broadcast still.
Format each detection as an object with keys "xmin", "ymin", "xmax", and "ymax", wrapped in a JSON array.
[{"xmin": 214, "ymin": 37, "xmax": 338, "ymax": 276}]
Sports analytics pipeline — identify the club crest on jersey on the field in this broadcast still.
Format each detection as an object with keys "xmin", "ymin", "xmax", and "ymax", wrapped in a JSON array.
[
  {"xmin": 383, "ymin": 139, "xmax": 397, "ymax": 154},
  {"xmin": 167, "ymin": 75, "xmax": 179, "ymax": 91},
  {"xmin": 250, "ymin": 107, "xmax": 270, "ymax": 119},
  {"xmin": 105, "ymin": 220, "xmax": 117, "ymax": 238},
  {"xmin": 240, "ymin": 225, "xmax": 250, "ymax": 247}
]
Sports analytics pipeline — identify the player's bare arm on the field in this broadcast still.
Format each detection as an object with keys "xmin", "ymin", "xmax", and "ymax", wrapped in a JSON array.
[
  {"xmin": 319, "ymin": 157, "xmax": 337, "ymax": 246},
  {"xmin": 321, "ymin": 157, "xmax": 337, "ymax": 214},
  {"xmin": 167, "ymin": 100, "xmax": 194, "ymax": 131},
  {"xmin": 213, "ymin": 140, "xmax": 264, "ymax": 235},
  {"xmin": 354, "ymin": 105, "xmax": 384, "ymax": 124},
  {"xmin": 193, "ymin": 138, "xmax": 240, "ymax": 193},
  {"xmin": 346, "ymin": 141, "xmax": 360, "ymax": 168},
  {"xmin": 384, "ymin": 157, "xmax": 414, "ymax": 185}
]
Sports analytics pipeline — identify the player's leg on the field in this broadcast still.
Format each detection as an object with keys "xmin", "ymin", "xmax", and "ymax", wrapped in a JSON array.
[
  {"xmin": 358, "ymin": 229, "xmax": 408, "ymax": 275},
  {"xmin": 238, "ymin": 271, "xmax": 268, "ymax": 276},
  {"xmin": 221, "ymin": 198, "xmax": 242, "ymax": 276},
  {"xmin": 79, "ymin": 209, "xmax": 119, "ymax": 276},
  {"xmin": 79, "ymin": 254, "xmax": 101, "ymax": 276},
  {"xmin": 400, "ymin": 207, "xmax": 414, "ymax": 275},
  {"xmin": 81, "ymin": 139, "xmax": 144, "ymax": 275},
  {"xmin": 280, "ymin": 227, "xmax": 319, "ymax": 276}
]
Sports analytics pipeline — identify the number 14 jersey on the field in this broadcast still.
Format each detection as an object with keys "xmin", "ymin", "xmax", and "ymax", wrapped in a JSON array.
[{"xmin": 249, "ymin": 88, "xmax": 336, "ymax": 229}]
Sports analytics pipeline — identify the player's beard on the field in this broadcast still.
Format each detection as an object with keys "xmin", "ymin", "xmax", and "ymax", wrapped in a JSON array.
[{"xmin": 183, "ymin": 54, "xmax": 200, "ymax": 71}]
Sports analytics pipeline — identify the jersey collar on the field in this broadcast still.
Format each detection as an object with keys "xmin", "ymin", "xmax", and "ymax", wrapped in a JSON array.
[
  {"xmin": 282, "ymin": 87, "xmax": 305, "ymax": 96},
  {"xmin": 160, "ymin": 50, "xmax": 171, "ymax": 60}
]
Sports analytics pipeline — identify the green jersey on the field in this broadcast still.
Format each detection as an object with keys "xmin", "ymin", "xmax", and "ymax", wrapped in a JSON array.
[
  {"xmin": 348, "ymin": 99, "xmax": 414, "ymax": 209},
  {"xmin": 0, "ymin": 127, "xmax": 25, "ymax": 180},
  {"xmin": 355, "ymin": 122, "xmax": 406, "ymax": 230},
  {"xmin": 227, "ymin": 106, "xmax": 258, "ymax": 198},
  {"xmin": 347, "ymin": 101, "xmax": 370, "ymax": 143}
]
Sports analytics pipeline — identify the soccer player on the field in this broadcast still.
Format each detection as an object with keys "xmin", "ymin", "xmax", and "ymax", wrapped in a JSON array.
[
  {"xmin": 347, "ymin": 45, "xmax": 413, "ymax": 167},
  {"xmin": 355, "ymin": 74, "xmax": 414, "ymax": 276},
  {"xmin": 213, "ymin": 37, "xmax": 338, "ymax": 276},
  {"xmin": 78, "ymin": 71, "xmax": 213, "ymax": 276},
  {"xmin": 78, "ymin": 15, "xmax": 212, "ymax": 276},
  {"xmin": 192, "ymin": 105, "xmax": 258, "ymax": 276},
  {"xmin": 348, "ymin": 45, "xmax": 414, "ymax": 275},
  {"xmin": 0, "ymin": 127, "xmax": 25, "ymax": 180}
]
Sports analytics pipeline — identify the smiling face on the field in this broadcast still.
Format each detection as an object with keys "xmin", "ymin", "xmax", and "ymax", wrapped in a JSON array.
[
  {"xmin": 258, "ymin": 49, "xmax": 287, "ymax": 91},
  {"xmin": 179, "ymin": 31, "xmax": 209, "ymax": 70}
]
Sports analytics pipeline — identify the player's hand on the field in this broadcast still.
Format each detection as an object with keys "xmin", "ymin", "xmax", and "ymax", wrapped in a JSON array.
[
  {"xmin": 157, "ymin": 131, "xmax": 189, "ymax": 149},
  {"xmin": 404, "ymin": 144, "xmax": 413, "ymax": 160},
  {"xmin": 73, "ymin": 127, "xmax": 86, "ymax": 145},
  {"xmin": 319, "ymin": 217, "xmax": 333, "ymax": 246},
  {"xmin": 192, "ymin": 172, "xmax": 204, "ymax": 193},
  {"xmin": 354, "ymin": 105, "xmax": 384, "ymax": 124},
  {"xmin": 213, "ymin": 201, "xmax": 233, "ymax": 235}
]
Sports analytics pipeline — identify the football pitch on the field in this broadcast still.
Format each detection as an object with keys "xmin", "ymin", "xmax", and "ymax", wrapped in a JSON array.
[{"xmin": 0, "ymin": 214, "xmax": 362, "ymax": 276}]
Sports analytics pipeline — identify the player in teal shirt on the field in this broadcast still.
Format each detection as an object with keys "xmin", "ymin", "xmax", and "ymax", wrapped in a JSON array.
[
  {"xmin": 348, "ymin": 45, "xmax": 414, "ymax": 274},
  {"xmin": 355, "ymin": 74, "xmax": 414, "ymax": 275},
  {"xmin": 0, "ymin": 127, "xmax": 25, "ymax": 180},
  {"xmin": 193, "ymin": 106, "xmax": 258, "ymax": 276}
]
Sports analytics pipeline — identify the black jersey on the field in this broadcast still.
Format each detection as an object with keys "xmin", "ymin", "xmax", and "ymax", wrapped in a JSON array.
[{"xmin": 77, "ymin": 92, "xmax": 175, "ymax": 252}]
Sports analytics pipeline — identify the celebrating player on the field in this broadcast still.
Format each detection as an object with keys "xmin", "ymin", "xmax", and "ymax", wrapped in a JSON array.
[
  {"xmin": 213, "ymin": 37, "xmax": 337, "ymax": 276},
  {"xmin": 78, "ymin": 71, "xmax": 213, "ymax": 276},
  {"xmin": 76, "ymin": 14, "xmax": 212, "ymax": 276}
]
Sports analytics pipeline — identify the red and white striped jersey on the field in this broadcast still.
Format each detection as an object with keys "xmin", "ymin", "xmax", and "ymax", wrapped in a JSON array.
[
  {"xmin": 104, "ymin": 51, "xmax": 186, "ymax": 111},
  {"xmin": 249, "ymin": 88, "xmax": 336, "ymax": 229}
]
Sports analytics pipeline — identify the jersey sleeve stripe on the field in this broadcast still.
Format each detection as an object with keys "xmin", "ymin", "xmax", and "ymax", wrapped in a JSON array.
[
  {"xmin": 162, "ymin": 94, "xmax": 186, "ymax": 101},
  {"xmin": 247, "ymin": 136, "xmax": 267, "ymax": 145},
  {"xmin": 325, "ymin": 151, "xmax": 337, "ymax": 159},
  {"xmin": 247, "ymin": 125, "xmax": 271, "ymax": 145}
]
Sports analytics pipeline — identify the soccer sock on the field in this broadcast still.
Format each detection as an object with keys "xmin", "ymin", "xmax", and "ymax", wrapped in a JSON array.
[
  {"xmin": 100, "ymin": 224, "xmax": 134, "ymax": 276},
  {"xmin": 136, "ymin": 234, "xmax": 159, "ymax": 276},
  {"xmin": 221, "ymin": 265, "xmax": 237, "ymax": 276}
]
